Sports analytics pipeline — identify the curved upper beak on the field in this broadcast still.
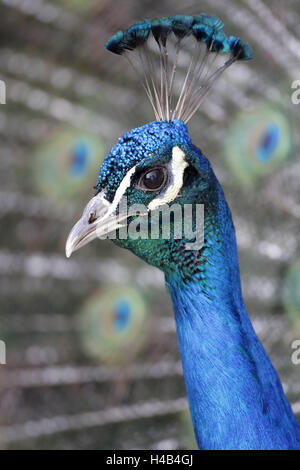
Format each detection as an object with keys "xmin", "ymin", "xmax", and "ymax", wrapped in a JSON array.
[{"xmin": 65, "ymin": 191, "xmax": 130, "ymax": 258}]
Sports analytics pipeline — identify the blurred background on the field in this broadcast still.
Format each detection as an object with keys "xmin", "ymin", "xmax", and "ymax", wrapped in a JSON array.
[{"xmin": 0, "ymin": 0, "xmax": 300, "ymax": 450}]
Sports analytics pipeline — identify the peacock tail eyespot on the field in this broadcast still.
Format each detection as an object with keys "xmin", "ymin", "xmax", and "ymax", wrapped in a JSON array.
[
  {"xmin": 225, "ymin": 105, "xmax": 291, "ymax": 186},
  {"xmin": 77, "ymin": 286, "xmax": 148, "ymax": 365},
  {"xmin": 33, "ymin": 127, "xmax": 104, "ymax": 204}
]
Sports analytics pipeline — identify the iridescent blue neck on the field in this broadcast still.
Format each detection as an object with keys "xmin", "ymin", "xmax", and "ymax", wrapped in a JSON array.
[{"xmin": 166, "ymin": 197, "xmax": 300, "ymax": 450}]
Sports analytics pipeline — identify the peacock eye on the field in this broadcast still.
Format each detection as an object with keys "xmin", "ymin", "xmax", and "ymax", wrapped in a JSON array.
[{"xmin": 139, "ymin": 167, "xmax": 167, "ymax": 191}]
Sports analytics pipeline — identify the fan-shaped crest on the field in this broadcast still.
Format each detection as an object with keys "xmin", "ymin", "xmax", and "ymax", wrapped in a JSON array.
[{"xmin": 105, "ymin": 14, "xmax": 253, "ymax": 123}]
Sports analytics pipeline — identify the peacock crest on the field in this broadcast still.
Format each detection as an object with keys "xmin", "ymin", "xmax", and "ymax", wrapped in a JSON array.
[{"xmin": 105, "ymin": 14, "xmax": 253, "ymax": 122}]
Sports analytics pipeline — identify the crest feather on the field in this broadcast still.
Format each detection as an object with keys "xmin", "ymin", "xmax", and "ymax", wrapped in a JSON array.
[{"xmin": 105, "ymin": 14, "xmax": 253, "ymax": 123}]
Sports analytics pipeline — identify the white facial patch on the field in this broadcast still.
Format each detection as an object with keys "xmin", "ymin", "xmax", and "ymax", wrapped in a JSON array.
[
  {"xmin": 148, "ymin": 146, "xmax": 188, "ymax": 211},
  {"xmin": 106, "ymin": 165, "xmax": 136, "ymax": 217}
]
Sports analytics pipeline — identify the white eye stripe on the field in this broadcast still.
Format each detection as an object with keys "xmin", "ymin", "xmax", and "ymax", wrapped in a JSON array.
[
  {"xmin": 107, "ymin": 146, "xmax": 188, "ymax": 214},
  {"xmin": 107, "ymin": 165, "xmax": 136, "ymax": 216},
  {"xmin": 148, "ymin": 146, "xmax": 188, "ymax": 210}
]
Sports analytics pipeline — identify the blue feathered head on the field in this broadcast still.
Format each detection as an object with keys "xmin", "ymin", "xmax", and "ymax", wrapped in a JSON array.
[{"xmin": 66, "ymin": 14, "xmax": 252, "ymax": 279}]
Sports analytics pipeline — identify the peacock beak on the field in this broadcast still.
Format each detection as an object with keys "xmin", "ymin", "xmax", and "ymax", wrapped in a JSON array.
[{"xmin": 65, "ymin": 191, "xmax": 130, "ymax": 258}]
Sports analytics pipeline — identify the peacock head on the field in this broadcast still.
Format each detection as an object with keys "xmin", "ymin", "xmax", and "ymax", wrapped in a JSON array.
[
  {"xmin": 65, "ymin": 14, "xmax": 252, "ymax": 280},
  {"xmin": 65, "ymin": 119, "xmax": 220, "ymax": 278}
]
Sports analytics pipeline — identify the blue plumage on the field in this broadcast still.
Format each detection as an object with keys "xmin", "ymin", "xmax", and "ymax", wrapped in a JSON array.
[
  {"xmin": 171, "ymin": 15, "xmax": 194, "ymax": 38},
  {"xmin": 105, "ymin": 14, "xmax": 252, "ymax": 61},
  {"xmin": 66, "ymin": 13, "xmax": 300, "ymax": 450},
  {"xmin": 95, "ymin": 120, "xmax": 190, "ymax": 199},
  {"xmin": 167, "ymin": 179, "xmax": 300, "ymax": 449},
  {"xmin": 127, "ymin": 20, "xmax": 151, "ymax": 47},
  {"xmin": 228, "ymin": 35, "xmax": 253, "ymax": 61},
  {"xmin": 151, "ymin": 17, "xmax": 173, "ymax": 46},
  {"xmin": 170, "ymin": 279, "xmax": 300, "ymax": 449},
  {"xmin": 193, "ymin": 13, "xmax": 224, "ymax": 31},
  {"xmin": 257, "ymin": 123, "xmax": 280, "ymax": 161}
]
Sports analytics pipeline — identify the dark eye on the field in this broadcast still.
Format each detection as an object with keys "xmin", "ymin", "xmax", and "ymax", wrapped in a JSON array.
[{"xmin": 139, "ymin": 167, "xmax": 167, "ymax": 191}]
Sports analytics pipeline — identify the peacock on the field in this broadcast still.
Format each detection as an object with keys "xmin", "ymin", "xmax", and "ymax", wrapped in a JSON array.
[{"xmin": 65, "ymin": 14, "xmax": 300, "ymax": 450}]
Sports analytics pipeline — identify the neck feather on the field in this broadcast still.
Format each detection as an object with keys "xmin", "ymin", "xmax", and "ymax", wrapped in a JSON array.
[{"xmin": 166, "ymin": 199, "xmax": 300, "ymax": 450}]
